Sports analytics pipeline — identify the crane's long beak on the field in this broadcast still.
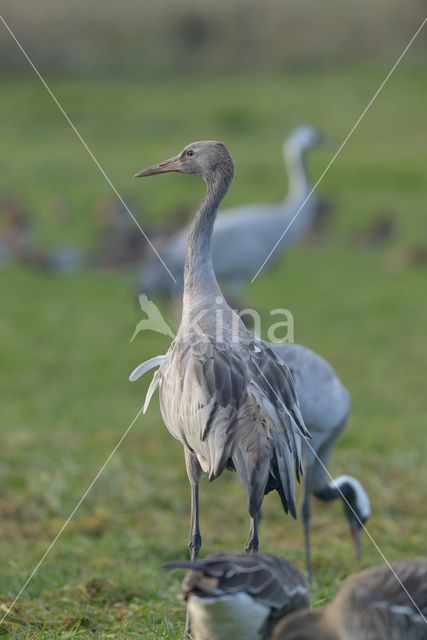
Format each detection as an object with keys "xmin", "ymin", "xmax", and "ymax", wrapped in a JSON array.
[
  {"xmin": 134, "ymin": 154, "xmax": 183, "ymax": 178},
  {"xmin": 350, "ymin": 524, "xmax": 362, "ymax": 565}
]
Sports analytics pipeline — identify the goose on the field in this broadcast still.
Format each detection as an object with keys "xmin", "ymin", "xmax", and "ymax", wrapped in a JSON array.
[
  {"xmin": 166, "ymin": 552, "xmax": 310, "ymax": 640},
  {"xmin": 272, "ymin": 558, "xmax": 427, "ymax": 640}
]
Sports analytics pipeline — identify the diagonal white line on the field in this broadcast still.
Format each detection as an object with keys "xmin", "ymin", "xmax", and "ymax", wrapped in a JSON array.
[
  {"xmin": 0, "ymin": 13, "xmax": 176, "ymax": 285},
  {"xmin": 251, "ymin": 16, "xmax": 427, "ymax": 284},
  {"xmin": 0, "ymin": 403, "xmax": 145, "ymax": 627},
  {"xmin": 251, "ymin": 358, "xmax": 427, "ymax": 624}
]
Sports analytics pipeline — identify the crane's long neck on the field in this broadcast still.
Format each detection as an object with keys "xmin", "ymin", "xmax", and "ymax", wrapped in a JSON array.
[
  {"xmin": 284, "ymin": 143, "xmax": 310, "ymax": 200},
  {"xmin": 313, "ymin": 483, "xmax": 341, "ymax": 503},
  {"xmin": 313, "ymin": 473, "xmax": 361, "ymax": 505},
  {"xmin": 183, "ymin": 168, "xmax": 233, "ymax": 306}
]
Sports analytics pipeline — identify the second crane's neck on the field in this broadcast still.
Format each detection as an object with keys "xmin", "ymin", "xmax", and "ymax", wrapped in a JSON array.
[
  {"xmin": 183, "ymin": 166, "xmax": 233, "ymax": 306},
  {"xmin": 284, "ymin": 143, "xmax": 310, "ymax": 200}
]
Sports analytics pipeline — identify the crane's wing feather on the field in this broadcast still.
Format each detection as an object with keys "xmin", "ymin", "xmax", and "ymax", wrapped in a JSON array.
[{"xmin": 158, "ymin": 338, "xmax": 310, "ymax": 516}]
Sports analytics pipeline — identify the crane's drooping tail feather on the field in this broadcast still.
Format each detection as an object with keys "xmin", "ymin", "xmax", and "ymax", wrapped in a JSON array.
[
  {"xmin": 128, "ymin": 354, "xmax": 166, "ymax": 414},
  {"xmin": 230, "ymin": 383, "xmax": 304, "ymax": 519},
  {"xmin": 129, "ymin": 354, "xmax": 166, "ymax": 382},
  {"xmin": 271, "ymin": 439, "xmax": 296, "ymax": 518}
]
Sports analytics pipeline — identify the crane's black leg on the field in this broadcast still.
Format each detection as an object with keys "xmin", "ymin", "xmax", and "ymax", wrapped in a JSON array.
[
  {"xmin": 188, "ymin": 483, "xmax": 201, "ymax": 561},
  {"xmin": 185, "ymin": 449, "xmax": 203, "ymax": 561},
  {"xmin": 245, "ymin": 512, "xmax": 261, "ymax": 553},
  {"xmin": 302, "ymin": 473, "xmax": 313, "ymax": 583}
]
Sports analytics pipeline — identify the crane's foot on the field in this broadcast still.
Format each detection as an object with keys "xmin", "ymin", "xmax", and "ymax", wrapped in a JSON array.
[
  {"xmin": 245, "ymin": 514, "xmax": 260, "ymax": 553},
  {"xmin": 188, "ymin": 533, "xmax": 202, "ymax": 561},
  {"xmin": 244, "ymin": 531, "xmax": 259, "ymax": 553}
]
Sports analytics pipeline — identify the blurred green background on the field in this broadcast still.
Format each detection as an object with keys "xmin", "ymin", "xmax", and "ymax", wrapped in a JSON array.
[
  {"xmin": 1, "ymin": 0, "xmax": 426, "ymax": 73},
  {"xmin": 0, "ymin": 2, "xmax": 427, "ymax": 638}
]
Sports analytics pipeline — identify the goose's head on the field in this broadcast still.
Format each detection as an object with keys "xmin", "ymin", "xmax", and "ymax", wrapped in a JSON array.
[
  {"xmin": 134, "ymin": 141, "xmax": 234, "ymax": 184},
  {"xmin": 284, "ymin": 125, "xmax": 324, "ymax": 155}
]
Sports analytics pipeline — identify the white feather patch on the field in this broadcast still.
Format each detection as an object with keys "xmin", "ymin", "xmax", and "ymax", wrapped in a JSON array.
[
  {"xmin": 333, "ymin": 475, "xmax": 371, "ymax": 520},
  {"xmin": 188, "ymin": 593, "xmax": 270, "ymax": 640}
]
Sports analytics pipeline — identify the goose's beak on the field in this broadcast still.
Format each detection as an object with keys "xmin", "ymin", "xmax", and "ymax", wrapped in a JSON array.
[{"xmin": 134, "ymin": 154, "xmax": 183, "ymax": 178}]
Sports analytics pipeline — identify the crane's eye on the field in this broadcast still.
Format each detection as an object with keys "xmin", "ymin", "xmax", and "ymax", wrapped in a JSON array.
[{"xmin": 186, "ymin": 149, "xmax": 194, "ymax": 157}]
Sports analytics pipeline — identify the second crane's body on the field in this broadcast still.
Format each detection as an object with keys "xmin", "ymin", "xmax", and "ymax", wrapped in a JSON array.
[{"xmin": 275, "ymin": 342, "xmax": 371, "ymax": 578}]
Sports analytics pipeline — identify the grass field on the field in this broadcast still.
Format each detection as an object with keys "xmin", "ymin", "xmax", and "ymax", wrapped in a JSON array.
[{"xmin": 1, "ymin": 65, "xmax": 427, "ymax": 638}]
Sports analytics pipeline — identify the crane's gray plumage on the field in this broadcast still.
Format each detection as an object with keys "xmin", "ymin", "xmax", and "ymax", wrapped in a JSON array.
[
  {"xmin": 131, "ymin": 339, "xmax": 371, "ymax": 578},
  {"xmin": 138, "ymin": 126, "xmax": 323, "ymax": 297},
  {"xmin": 273, "ymin": 343, "xmax": 351, "ymax": 441},
  {"xmin": 273, "ymin": 342, "xmax": 371, "ymax": 579},
  {"xmin": 272, "ymin": 559, "xmax": 427, "ymax": 640},
  {"xmin": 131, "ymin": 141, "xmax": 310, "ymax": 561},
  {"xmin": 166, "ymin": 552, "xmax": 310, "ymax": 640}
]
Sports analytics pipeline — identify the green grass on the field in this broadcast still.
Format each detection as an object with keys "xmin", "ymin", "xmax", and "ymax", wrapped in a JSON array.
[{"xmin": 1, "ymin": 66, "xmax": 427, "ymax": 638}]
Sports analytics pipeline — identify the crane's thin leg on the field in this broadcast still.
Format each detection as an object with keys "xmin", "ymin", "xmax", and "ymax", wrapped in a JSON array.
[
  {"xmin": 245, "ymin": 512, "xmax": 261, "ymax": 553},
  {"xmin": 184, "ymin": 450, "xmax": 203, "ymax": 638},
  {"xmin": 185, "ymin": 449, "xmax": 203, "ymax": 561},
  {"xmin": 302, "ymin": 473, "xmax": 313, "ymax": 584},
  {"xmin": 185, "ymin": 486, "xmax": 201, "ymax": 638},
  {"xmin": 188, "ymin": 483, "xmax": 201, "ymax": 561}
]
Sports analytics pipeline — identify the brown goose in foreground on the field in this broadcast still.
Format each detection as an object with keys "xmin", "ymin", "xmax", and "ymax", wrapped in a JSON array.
[
  {"xmin": 273, "ymin": 558, "xmax": 427, "ymax": 640},
  {"xmin": 166, "ymin": 552, "xmax": 310, "ymax": 640}
]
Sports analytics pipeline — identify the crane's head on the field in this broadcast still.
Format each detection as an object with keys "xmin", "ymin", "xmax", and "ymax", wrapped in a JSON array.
[
  {"xmin": 333, "ymin": 475, "xmax": 371, "ymax": 563},
  {"xmin": 284, "ymin": 125, "xmax": 324, "ymax": 155},
  {"xmin": 134, "ymin": 141, "xmax": 234, "ymax": 184}
]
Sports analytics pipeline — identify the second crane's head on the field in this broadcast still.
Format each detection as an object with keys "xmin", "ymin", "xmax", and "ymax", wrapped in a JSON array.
[
  {"xmin": 316, "ymin": 474, "xmax": 371, "ymax": 563},
  {"xmin": 284, "ymin": 125, "xmax": 324, "ymax": 156},
  {"xmin": 134, "ymin": 141, "xmax": 235, "ymax": 186}
]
